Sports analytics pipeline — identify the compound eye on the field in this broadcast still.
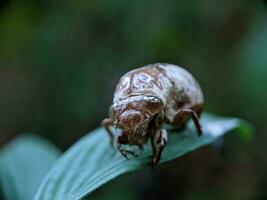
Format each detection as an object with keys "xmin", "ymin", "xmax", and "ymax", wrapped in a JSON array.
[{"xmin": 145, "ymin": 98, "xmax": 163, "ymax": 114}]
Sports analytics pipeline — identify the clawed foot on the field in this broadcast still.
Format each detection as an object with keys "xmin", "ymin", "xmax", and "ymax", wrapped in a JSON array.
[
  {"xmin": 118, "ymin": 148, "xmax": 139, "ymax": 159},
  {"xmin": 151, "ymin": 138, "xmax": 167, "ymax": 169},
  {"xmin": 151, "ymin": 129, "xmax": 168, "ymax": 169}
]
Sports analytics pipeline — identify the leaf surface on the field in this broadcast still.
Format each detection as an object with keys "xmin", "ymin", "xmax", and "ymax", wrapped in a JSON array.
[{"xmin": 34, "ymin": 113, "xmax": 252, "ymax": 200}]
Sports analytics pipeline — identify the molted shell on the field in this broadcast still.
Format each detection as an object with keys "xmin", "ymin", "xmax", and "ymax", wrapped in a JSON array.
[{"xmin": 113, "ymin": 63, "xmax": 204, "ymax": 123}]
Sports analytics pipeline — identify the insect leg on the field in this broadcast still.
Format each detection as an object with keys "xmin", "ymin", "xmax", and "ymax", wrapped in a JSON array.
[
  {"xmin": 151, "ymin": 129, "xmax": 167, "ymax": 168},
  {"xmin": 174, "ymin": 109, "xmax": 202, "ymax": 136},
  {"xmin": 116, "ymin": 135, "xmax": 138, "ymax": 159},
  {"xmin": 101, "ymin": 118, "xmax": 114, "ymax": 145},
  {"xmin": 116, "ymin": 141, "xmax": 129, "ymax": 159}
]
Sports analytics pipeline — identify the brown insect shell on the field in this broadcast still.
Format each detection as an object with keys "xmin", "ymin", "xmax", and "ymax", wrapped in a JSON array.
[{"xmin": 112, "ymin": 63, "xmax": 204, "ymax": 124}]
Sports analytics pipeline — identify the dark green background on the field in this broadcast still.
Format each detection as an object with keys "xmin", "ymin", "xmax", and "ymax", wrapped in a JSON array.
[{"xmin": 0, "ymin": 0, "xmax": 266, "ymax": 199}]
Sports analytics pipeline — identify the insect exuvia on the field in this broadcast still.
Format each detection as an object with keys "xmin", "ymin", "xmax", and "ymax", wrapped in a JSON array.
[{"xmin": 102, "ymin": 63, "xmax": 204, "ymax": 168}]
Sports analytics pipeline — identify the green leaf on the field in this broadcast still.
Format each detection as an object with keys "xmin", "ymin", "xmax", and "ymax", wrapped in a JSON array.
[
  {"xmin": 34, "ymin": 113, "xmax": 252, "ymax": 200},
  {"xmin": 0, "ymin": 134, "xmax": 61, "ymax": 200}
]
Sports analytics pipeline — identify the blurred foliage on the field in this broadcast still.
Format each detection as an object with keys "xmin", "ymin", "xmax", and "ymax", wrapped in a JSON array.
[
  {"xmin": 0, "ymin": 0, "xmax": 266, "ymax": 199},
  {"xmin": 0, "ymin": 134, "xmax": 61, "ymax": 200}
]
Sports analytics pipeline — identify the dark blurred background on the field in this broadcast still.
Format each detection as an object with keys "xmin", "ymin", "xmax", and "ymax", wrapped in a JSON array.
[{"xmin": 0, "ymin": 0, "xmax": 266, "ymax": 199}]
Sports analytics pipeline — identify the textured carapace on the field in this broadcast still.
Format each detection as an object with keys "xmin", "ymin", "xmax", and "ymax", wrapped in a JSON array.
[{"xmin": 102, "ymin": 63, "xmax": 204, "ymax": 168}]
